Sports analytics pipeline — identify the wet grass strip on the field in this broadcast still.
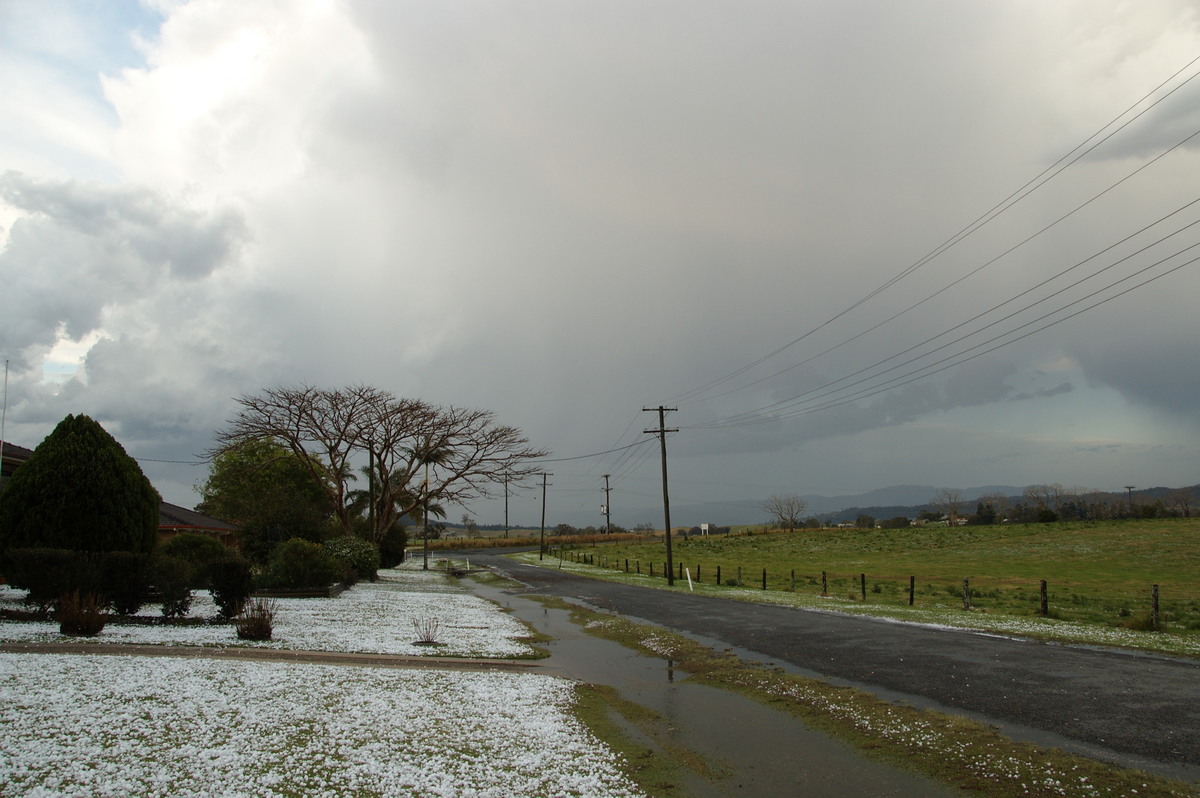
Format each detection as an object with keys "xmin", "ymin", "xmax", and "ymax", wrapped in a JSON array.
[
  {"xmin": 573, "ymin": 683, "xmax": 732, "ymax": 798},
  {"xmin": 540, "ymin": 597, "xmax": 1197, "ymax": 798}
]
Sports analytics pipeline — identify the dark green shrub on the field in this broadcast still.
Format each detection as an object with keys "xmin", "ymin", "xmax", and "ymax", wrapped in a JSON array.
[
  {"xmin": 152, "ymin": 555, "xmax": 194, "ymax": 619},
  {"xmin": 324, "ymin": 536, "xmax": 380, "ymax": 584},
  {"xmin": 379, "ymin": 526, "xmax": 408, "ymax": 569},
  {"xmin": 5, "ymin": 549, "xmax": 97, "ymax": 613},
  {"xmin": 236, "ymin": 598, "xmax": 277, "ymax": 640},
  {"xmin": 0, "ymin": 414, "xmax": 159, "ymax": 563},
  {"xmin": 158, "ymin": 534, "xmax": 229, "ymax": 588},
  {"xmin": 98, "ymin": 551, "xmax": 151, "ymax": 615},
  {"xmin": 58, "ymin": 591, "xmax": 106, "ymax": 636},
  {"xmin": 208, "ymin": 557, "xmax": 254, "ymax": 620},
  {"xmin": 261, "ymin": 538, "xmax": 341, "ymax": 590}
]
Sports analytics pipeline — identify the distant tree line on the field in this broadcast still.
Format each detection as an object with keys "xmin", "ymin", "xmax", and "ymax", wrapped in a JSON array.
[{"xmin": 765, "ymin": 484, "xmax": 1197, "ymax": 530}]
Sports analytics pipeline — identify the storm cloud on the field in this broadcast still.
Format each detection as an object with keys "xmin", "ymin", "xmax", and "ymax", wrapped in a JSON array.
[{"xmin": 2, "ymin": 0, "xmax": 1198, "ymax": 523}]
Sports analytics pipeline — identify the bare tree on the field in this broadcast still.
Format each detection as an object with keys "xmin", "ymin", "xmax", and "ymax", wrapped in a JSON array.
[
  {"xmin": 763, "ymin": 494, "xmax": 809, "ymax": 533},
  {"xmin": 930, "ymin": 488, "xmax": 964, "ymax": 525},
  {"xmin": 211, "ymin": 385, "xmax": 547, "ymax": 544},
  {"xmin": 1167, "ymin": 487, "xmax": 1195, "ymax": 518},
  {"xmin": 979, "ymin": 492, "xmax": 1010, "ymax": 522},
  {"xmin": 1023, "ymin": 483, "xmax": 1063, "ymax": 513}
]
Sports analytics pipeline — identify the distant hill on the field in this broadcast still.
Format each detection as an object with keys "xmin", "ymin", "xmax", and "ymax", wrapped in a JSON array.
[
  {"xmin": 583, "ymin": 484, "xmax": 1021, "ymax": 528},
  {"xmin": 576, "ymin": 483, "xmax": 1197, "ymax": 529}
]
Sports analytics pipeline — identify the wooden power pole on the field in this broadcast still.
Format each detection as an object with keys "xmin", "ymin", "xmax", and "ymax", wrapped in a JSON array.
[
  {"xmin": 539, "ymin": 472, "xmax": 552, "ymax": 560},
  {"xmin": 643, "ymin": 406, "xmax": 677, "ymax": 586},
  {"xmin": 602, "ymin": 474, "xmax": 612, "ymax": 534}
]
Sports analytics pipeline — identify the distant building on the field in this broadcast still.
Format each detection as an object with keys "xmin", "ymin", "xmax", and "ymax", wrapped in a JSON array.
[
  {"xmin": 0, "ymin": 442, "xmax": 34, "ymax": 491},
  {"xmin": 158, "ymin": 502, "xmax": 239, "ymax": 547}
]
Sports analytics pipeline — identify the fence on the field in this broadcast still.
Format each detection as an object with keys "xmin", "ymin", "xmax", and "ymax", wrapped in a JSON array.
[{"xmin": 553, "ymin": 549, "xmax": 1195, "ymax": 632}]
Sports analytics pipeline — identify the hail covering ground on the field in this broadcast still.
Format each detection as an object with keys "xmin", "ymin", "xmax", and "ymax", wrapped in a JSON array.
[{"xmin": 0, "ymin": 566, "xmax": 647, "ymax": 798}]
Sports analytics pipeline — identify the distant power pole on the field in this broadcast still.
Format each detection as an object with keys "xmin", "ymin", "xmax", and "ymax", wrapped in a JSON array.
[
  {"xmin": 503, "ymin": 474, "xmax": 510, "ymax": 539},
  {"xmin": 602, "ymin": 474, "xmax": 612, "ymax": 534},
  {"xmin": 539, "ymin": 472, "xmax": 552, "ymax": 560},
  {"xmin": 1125, "ymin": 485, "xmax": 1136, "ymax": 517},
  {"xmin": 643, "ymin": 406, "xmax": 678, "ymax": 586}
]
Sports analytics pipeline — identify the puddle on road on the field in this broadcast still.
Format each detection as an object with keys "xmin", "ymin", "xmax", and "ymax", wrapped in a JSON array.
[{"xmin": 469, "ymin": 578, "xmax": 960, "ymax": 798}]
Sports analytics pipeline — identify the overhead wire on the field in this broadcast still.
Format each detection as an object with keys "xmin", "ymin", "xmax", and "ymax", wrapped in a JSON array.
[
  {"xmin": 693, "ymin": 239, "xmax": 1200, "ymax": 428},
  {"xmin": 668, "ymin": 54, "xmax": 1200, "ymax": 408},
  {"xmin": 531, "ymin": 54, "xmax": 1200, "ymax": 516},
  {"xmin": 695, "ymin": 188, "xmax": 1200, "ymax": 428},
  {"xmin": 689, "ymin": 123, "xmax": 1200, "ymax": 408}
]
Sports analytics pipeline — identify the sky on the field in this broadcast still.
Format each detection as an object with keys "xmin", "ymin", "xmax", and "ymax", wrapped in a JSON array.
[{"xmin": 2, "ymin": 0, "xmax": 1199, "ymax": 528}]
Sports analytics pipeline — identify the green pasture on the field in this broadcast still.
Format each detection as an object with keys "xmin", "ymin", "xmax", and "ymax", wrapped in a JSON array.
[{"xmin": 552, "ymin": 519, "xmax": 1200, "ymax": 636}]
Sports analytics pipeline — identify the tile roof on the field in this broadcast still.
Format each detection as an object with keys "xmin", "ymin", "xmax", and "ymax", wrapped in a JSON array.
[
  {"xmin": 0, "ymin": 442, "xmax": 34, "ymax": 461},
  {"xmin": 158, "ymin": 502, "xmax": 239, "ymax": 531}
]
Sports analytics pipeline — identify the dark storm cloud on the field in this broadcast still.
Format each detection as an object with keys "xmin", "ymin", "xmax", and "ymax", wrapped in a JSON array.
[{"xmin": 1074, "ymin": 336, "xmax": 1200, "ymax": 416}]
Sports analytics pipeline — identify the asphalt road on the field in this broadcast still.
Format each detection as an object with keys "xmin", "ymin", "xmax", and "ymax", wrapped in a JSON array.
[{"xmin": 472, "ymin": 553, "xmax": 1200, "ymax": 780}]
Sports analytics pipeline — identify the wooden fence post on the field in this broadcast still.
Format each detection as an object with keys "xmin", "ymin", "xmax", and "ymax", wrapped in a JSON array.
[
  {"xmin": 822, "ymin": 571, "xmax": 827, "ymax": 596},
  {"xmin": 1040, "ymin": 580, "xmax": 1048, "ymax": 616},
  {"xmin": 860, "ymin": 573, "xmax": 866, "ymax": 601},
  {"xmin": 716, "ymin": 565, "xmax": 722, "ymax": 585},
  {"xmin": 791, "ymin": 569, "xmax": 795, "ymax": 592},
  {"xmin": 762, "ymin": 568, "xmax": 767, "ymax": 590},
  {"xmin": 908, "ymin": 575, "xmax": 915, "ymax": 606},
  {"xmin": 1152, "ymin": 584, "xmax": 1160, "ymax": 630}
]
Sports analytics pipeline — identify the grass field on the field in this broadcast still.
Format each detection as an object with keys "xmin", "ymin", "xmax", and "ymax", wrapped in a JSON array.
[{"xmin": 546, "ymin": 518, "xmax": 1200, "ymax": 642}]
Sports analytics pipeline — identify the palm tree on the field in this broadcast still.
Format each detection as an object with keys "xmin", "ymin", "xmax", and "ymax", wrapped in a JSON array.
[{"xmin": 410, "ymin": 444, "xmax": 452, "ymax": 570}]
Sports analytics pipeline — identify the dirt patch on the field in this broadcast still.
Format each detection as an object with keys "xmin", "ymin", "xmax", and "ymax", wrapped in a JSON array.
[{"xmin": 0, "ymin": 641, "xmax": 542, "ymax": 672}]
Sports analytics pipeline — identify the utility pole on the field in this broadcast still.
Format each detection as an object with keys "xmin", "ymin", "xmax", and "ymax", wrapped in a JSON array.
[
  {"xmin": 422, "ymin": 461, "xmax": 430, "ymax": 570},
  {"xmin": 643, "ymin": 406, "xmax": 677, "ymax": 586},
  {"xmin": 503, "ymin": 473, "xmax": 510, "ymax": 539},
  {"xmin": 602, "ymin": 474, "xmax": 612, "ymax": 535},
  {"xmin": 539, "ymin": 472, "xmax": 552, "ymax": 560},
  {"xmin": 1125, "ymin": 485, "xmax": 1136, "ymax": 518},
  {"xmin": 367, "ymin": 443, "xmax": 375, "ymax": 538}
]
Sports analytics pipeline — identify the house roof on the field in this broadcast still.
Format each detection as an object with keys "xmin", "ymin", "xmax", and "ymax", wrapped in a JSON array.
[
  {"xmin": 2, "ymin": 441, "xmax": 236, "ymax": 532},
  {"xmin": 0, "ymin": 442, "xmax": 34, "ymax": 460},
  {"xmin": 159, "ymin": 502, "xmax": 239, "ymax": 532},
  {"xmin": 0, "ymin": 442, "xmax": 34, "ymax": 477}
]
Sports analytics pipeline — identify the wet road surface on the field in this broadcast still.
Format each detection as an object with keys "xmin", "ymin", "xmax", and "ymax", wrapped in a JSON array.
[{"xmin": 471, "ymin": 553, "xmax": 1200, "ymax": 785}]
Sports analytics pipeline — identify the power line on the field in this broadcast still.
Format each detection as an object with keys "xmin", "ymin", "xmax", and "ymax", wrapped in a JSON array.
[
  {"xmin": 668, "ymin": 54, "xmax": 1200, "ymax": 408},
  {"xmin": 540, "ymin": 438, "xmax": 654, "ymax": 463},
  {"xmin": 693, "ymin": 246, "xmax": 1200, "ymax": 428},
  {"xmin": 695, "ymin": 192, "xmax": 1200, "ymax": 428}
]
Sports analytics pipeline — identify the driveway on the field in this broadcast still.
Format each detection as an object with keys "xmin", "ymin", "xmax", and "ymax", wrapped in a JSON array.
[{"xmin": 472, "ymin": 553, "xmax": 1200, "ymax": 782}]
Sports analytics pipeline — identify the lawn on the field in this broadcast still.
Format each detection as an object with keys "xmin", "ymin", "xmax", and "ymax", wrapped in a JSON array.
[{"xmin": 0, "ymin": 565, "xmax": 645, "ymax": 798}]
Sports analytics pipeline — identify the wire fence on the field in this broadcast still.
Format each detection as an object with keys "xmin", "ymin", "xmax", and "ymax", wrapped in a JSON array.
[{"xmin": 555, "ymin": 549, "xmax": 1200, "ymax": 632}]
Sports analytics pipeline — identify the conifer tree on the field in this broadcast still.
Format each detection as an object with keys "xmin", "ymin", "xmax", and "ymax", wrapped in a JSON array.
[{"xmin": 0, "ymin": 414, "xmax": 160, "ymax": 557}]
